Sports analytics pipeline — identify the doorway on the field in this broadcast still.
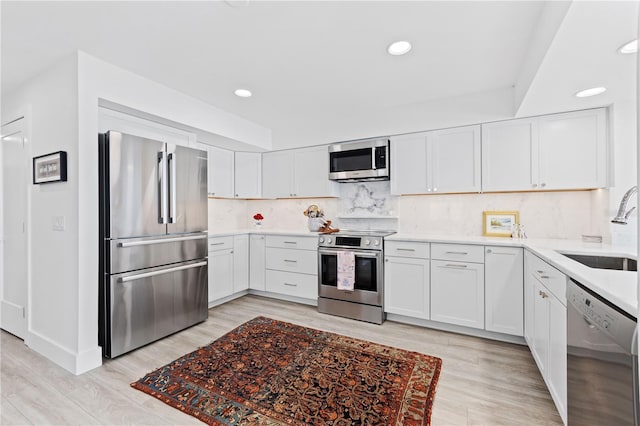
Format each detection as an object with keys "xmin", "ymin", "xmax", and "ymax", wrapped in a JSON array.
[{"xmin": 1, "ymin": 118, "xmax": 29, "ymax": 339}]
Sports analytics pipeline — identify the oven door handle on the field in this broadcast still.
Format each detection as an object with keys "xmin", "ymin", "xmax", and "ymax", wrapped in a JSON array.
[{"xmin": 319, "ymin": 248, "xmax": 380, "ymax": 258}]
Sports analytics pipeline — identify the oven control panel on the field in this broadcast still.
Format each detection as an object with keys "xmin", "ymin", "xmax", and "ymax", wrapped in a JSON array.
[{"xmin": 318, "ymin": 235, "xmax": 383, "ymax": 250}]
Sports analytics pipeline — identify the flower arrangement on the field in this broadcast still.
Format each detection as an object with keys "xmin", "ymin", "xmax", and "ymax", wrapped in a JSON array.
[{"xmin": 253, "ymin": 213, "xmax": 264, "ymax": 227}]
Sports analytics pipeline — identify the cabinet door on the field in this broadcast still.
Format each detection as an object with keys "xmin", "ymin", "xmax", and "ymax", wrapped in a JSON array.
[
  {"xmin": 234, "ymin": 152, "xmax": 262, "ymax": 198},
  {"xmin": 429, "ymin": 125, "xmax": 481, "ymax": 194},
  {"xmin": 262, "ymin": 151, "xmax": 292, "ymax": 198},
  {"xmin": 208, "ymin": 146, "xmax": 234, "ymax": 198},
  {"xmin": 524, "ymin": 264, "xmax": 535, "ymax": 347},
  {"xmin": 390, "ymin": 132, "xmax": 428, "ymax": 195},
  {"xmin": 384, "ymin": 256, "xmax": 430, "ymax": 319},
  {"xmin": 208, "ymin": 249, "xmax": 234, "ymax": 302},
  {"xmin": 548, "ymin": 294, "xmax": 567, "ymax": 424},
  {"xmin": 249, "ymin": 234, "xmax": 266, "ymax": 291},
  {"xmin": 531, "ymin": 279, "xmax": 550, "ymax": 375},
  {"xmin": 431, "ymin": 260, "xmax": 485, "ymax": 329},
  {"xmin": 293, "ymin": 146, "xmax": 338, "ymax": 197},
  {"xmin": 481, "ymin": 118, "xmax": 538, "ymax": 192},
  {"xmin": 485, "ymin": 246, "xmax": 524, "ymax": 336},
  {"xmin": 233, "ymin": 235, "xmax": 249, "ymax": 292},
  {"xmin": 538, "ymin": 108, "xmax": 607, "ymax": 190}
]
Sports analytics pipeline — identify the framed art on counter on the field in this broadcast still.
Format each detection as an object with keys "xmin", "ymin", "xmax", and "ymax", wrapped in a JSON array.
[{"xmin": 482, "ymin": 211, "xmax": 519, "ymax": 237}]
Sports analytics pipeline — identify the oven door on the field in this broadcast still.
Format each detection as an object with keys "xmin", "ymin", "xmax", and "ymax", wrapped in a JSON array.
[{"xmin": 318, "ymin": 247, "xmax": 383, "ymax": 306}]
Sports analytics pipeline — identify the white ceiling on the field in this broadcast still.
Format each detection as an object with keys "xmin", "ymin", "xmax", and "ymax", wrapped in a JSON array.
[{"xmin": 1, "ymin": 1, "xmax": 637, "ymax": 149}]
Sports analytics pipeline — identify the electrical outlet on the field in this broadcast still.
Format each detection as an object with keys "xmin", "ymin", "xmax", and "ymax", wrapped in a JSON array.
[{"xmin": 52, "ymin": 216, "xmax": 65, "ymax": 231}]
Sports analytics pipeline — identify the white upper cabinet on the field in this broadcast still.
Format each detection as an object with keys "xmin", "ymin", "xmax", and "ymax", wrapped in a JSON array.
[
  {"xmin": 391, "ymin": 125, "xmax": 481, "ymax": 195},
  {"xmin": 234, "ymin": 152, "xmax": 262, "ymax": 198},
  {"xmin": 207, "ymin": 145, "xmax": 234, "ymax": 198},
  {"xmin": 262, "ymin": 150, "xmax": 293, "ymax": 198},
  {"xmin": 482, "ymin": 108, "xmax": 608, "ymax": 192},
  {"xmin": 262, "ymin": 146, "xmax": 338, "ymax": 198},
  {"xmin": 538, "ymin": 108, "xmax": 607, "ymax": 190},
  {"xmin": 481, "ymin": 118, "xmax": 537, "ymax": 192}
]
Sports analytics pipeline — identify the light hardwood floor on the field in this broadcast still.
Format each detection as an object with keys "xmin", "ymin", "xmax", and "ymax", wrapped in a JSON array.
[{"xmin": 1, "ymin": 295, "xmax": 562, "ymax": 425}]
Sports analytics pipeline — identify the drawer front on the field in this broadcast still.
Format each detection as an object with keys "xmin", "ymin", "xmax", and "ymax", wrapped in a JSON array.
[
  {"xmin": 208, "ymin": 236, "xmax": 234, "ymax": 252},
  {"xmin": 266, "ymin": 235, "xmax": 317, "ymax": 251},
  {"xmin": 525, "ymin": 251, "xmax": 566, "ymax": 304},
  {"xmin": 431, "ymin": 243, "xmax": 484, "ymax": 263},
  {"xmin": 385, "ymin": 241, "xmax": 430, "ymax": 259},
  {"xmin": 266, "ymin": 270, "xmax": 317, "ymax": 299},
  {"xmin": 266, "ymin": 247, "xmax": 317, "ymax": 274}
]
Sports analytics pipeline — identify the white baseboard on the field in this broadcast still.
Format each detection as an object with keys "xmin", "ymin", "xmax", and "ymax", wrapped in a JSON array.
[{"xmin": 26, "ymin": 329, "xmax": 102, "ymax": 375}]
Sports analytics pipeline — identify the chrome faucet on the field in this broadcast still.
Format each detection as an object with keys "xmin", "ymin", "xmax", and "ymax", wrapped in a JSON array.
[{"xmin": 612, "ymin": 186, "xmax": 638, "ymax": 224}]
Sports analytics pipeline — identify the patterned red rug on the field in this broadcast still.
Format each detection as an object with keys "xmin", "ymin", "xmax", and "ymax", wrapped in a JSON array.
[{"xmin": 131, "ymin": 316, "xmax": 442, "ymax": 425}]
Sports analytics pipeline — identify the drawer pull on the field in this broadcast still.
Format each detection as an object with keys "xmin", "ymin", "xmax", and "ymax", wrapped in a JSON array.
[
  {"xmin": 283, "ymin": 241, "xmax": 297, "ymax": 244},
  {"xmin": 446, "ymin": 251, "xmax": 468, "ymax": 255},
  {"xmin": 283, "ymin": 259, "xmax": 298, "ymax": 263},
  {"xmin": 209, "ymin": 242, "xmax": 225, "ymax": 246},
  {"xmin": 445, "ymin": 264, "xmax": 468, "ymax": 268},
  {"xmin": 396, "ymin": 248, "xmax": 416, "ymax": 252},
  {"xmin": 539, "ymin": 290, "xmax": 548, "ymax": 299},
  {"xmin": 284, "ymin": 282, "xmax": 298, "ymax": 287},
  {"xmin": 536, "ymin": 270, "xmax": 550, "ymax": 279}
]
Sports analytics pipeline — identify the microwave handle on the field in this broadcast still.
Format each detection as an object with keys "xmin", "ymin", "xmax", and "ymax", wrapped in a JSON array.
[{"xmin": 371, "ymin": 147, "xmax": 376, "ymax": 170}]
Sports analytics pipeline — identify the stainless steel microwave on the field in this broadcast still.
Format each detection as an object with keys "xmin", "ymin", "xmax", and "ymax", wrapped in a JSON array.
[{"xmin": 328, "ymin": 138, "xmax": 390, "ymax": 182}]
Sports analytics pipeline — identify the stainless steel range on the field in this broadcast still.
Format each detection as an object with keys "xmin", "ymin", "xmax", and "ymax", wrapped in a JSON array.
[{"xmin": 318, "ymin": 230, "xmax": 395, "ymax": 324}]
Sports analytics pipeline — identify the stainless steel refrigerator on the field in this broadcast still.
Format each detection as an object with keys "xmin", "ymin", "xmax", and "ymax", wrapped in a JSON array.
[{"xmin": 99, "ymin": 131, "xmax": 208, "ymax": 358}]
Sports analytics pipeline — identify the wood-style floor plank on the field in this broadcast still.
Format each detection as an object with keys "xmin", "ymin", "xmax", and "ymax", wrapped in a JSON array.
[{"xmin": 0, "ymin": 295, "xmax": 563, "ymax": 425}]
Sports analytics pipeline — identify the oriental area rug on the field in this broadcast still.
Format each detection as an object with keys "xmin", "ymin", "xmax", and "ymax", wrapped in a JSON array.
[{"xmin": 131, "ymin": 316, "xmax": 442, "ymax": 425}]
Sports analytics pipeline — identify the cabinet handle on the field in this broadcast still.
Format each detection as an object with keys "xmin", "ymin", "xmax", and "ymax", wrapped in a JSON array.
[
  {"xmin": 284, "ymin": 282, "xmax": 298, "ymax": 287},
  {"xmin": 444, "ymin": 264, "xmax": 468, "ymax": 268},
  {"xmin": 536, "ymin": 270, "xmax": 550, "ymax": 279},
  {"xmin": 533, "ymin": 183, "xmax": 538, "ymax": 188},
  {"xmin": 209, "ymin": 242, "xmax": 225, "ymax": 246},
  {"xmin": 385, "ymin": 258, "xmax": 389, "ymax": 262},
  {"xmin": 541, "ymin": 182, "xmax": 547, "ymax": 187},
  {"xmin": 445, "ymin": 251, "xmax": 468, "ymax": 255},
  {"xmin": 486, "ymin": 249, "xmax": 492, "ymax": 254},
  {"xmin": 539, "ymin": 290, "xmax": 548, "ymax": 298},
  {"xmin": 283, "ymin": 259, "xmax": 297, "ymax": 263},
  {"xmin": 433, "ymin": 188, "xmax": 438, "ymax": 192},
  {"xmin": 283, "ymin": 241, "xmax": 297, "ymax": 245},
  {"xmin": 396, "ymin": 248, "xmax": 415, "ymax": 252}
]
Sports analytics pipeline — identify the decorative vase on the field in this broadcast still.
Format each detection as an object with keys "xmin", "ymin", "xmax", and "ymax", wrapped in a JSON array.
[
  {"xmin": 308, "ymin": 217, "xmax": 323, "ymax": 232},
  {"xmin": 255, "ymin": 220, "xmax": 262, "ymax": 228}
]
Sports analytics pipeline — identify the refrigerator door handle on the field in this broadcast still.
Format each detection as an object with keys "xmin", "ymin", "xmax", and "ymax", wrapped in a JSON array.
[
  {"xmin": 118, "ymin": 234, "xmax": 207, "ymax": 248},
  {"xmin": 168, "ymin": 152, "xmax": 177, "ymax": 224},
  {"xmin": 158, "ymin": 151, "xmax": 168, "ymax": 224},
  {"xmin": 119, "ymin": 260, "xmax": 207, "ymax": 283}
]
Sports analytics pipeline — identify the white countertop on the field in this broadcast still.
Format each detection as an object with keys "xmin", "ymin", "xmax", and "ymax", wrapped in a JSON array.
[
  {"xmin": 388, "ymin": 233, "xmax": 638, "ymax": 317},
  {"xmin": 208, "ymin": 229, "xmax": 320, "ymax": 237}
]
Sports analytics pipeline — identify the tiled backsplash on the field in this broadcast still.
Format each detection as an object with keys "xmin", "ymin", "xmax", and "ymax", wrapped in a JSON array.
[{"xmin": 209, "ymin": 187, "xmax": 613, "ymax": 241}]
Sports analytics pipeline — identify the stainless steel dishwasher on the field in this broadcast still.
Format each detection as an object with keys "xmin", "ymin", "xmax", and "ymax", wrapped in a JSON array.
[{"xmin": 567, "ymin": 278, "xmax": 639, "ymax": 425}]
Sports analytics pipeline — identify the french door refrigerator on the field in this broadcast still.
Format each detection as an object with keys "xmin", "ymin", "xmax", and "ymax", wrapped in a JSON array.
[{"xmin": 99, "ymin": 131, "xmax": 208, "ymax": 358}]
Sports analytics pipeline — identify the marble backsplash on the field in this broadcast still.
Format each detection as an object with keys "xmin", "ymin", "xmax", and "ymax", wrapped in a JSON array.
[{"xmin": 208, "ymin": 186, "xmax": 612, "ymax": 241}]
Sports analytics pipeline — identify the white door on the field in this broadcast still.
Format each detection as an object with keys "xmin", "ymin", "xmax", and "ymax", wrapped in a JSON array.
[
  {"xmin": 390, "ymin": 133, "xmax": 428, "ymax": 195},
  {"xmin": 208, "ymin": 249, "xmax": 234, "ymax": 303},
  {"xmin": 1, "ymin": 119, "xmax": 29, "ymax": 339},
  {"xmin": 233, "ymin": 235, "xmax": 249, "ymax": 292},
  {"xmin": 208, "ymin": 145, "xmax": 234, "ymax": 198},
  {"xmin": 249, "ymin": 234, "xmax": 266, "ymax": 291},
  {"xmin": 262, "ymin": 151, "xmax": 292, "ymax": 198},
  {"xmin": 293, "ymin": 146, "xmax": 337, "ymax": 197},
  {"xmin": 484, "ymin": 246, "xmax": 524, "ymax": 336}
]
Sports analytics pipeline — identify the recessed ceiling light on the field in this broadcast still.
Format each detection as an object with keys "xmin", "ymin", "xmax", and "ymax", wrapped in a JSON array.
[
  {"xmin": 387, "ymin": 41, "xmax": 412, "ymax": 56},
  {"xmin": 618, "ymin": 39, "xmax": 638, "ymax": 54},
  {"xmin": 234, "ymin": 89, "xmax": 252, "ymax": 98},
  {"xmin": 575, "ymin": 87, "xmax": 607, "ymax": 98}
]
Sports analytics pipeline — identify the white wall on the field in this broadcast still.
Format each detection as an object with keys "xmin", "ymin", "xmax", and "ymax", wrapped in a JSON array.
[
  {"xmin": 2, "ymin": 54, "xmax": 84, "ymax": 371},
  {"xmin": 1, "ymin": 51, "xmax": 273, "ymax": 374}
]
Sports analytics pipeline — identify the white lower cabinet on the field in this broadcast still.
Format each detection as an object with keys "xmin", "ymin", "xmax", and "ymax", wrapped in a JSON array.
[
  {"xmin": 525, "ymin": 250, "xmax": 567, "ymax": 424},
  {"xmin": 208, "ymin": 247, "xmax": 234, "ymax": 302},
  {"xmin": 384, "ymin": 255, "xmax": 430, "ymax": 319},
  {"xmin": 233, "ymin": 235, "xmax": 249, "ymax": 292},
  {"xmin": 430, "ymin": 259, "xmax": 485, "ymax": 329},
  {"xmin": 484, "ymin": 246, "xmax": 524, "ymax": 336},
  {"xmin": 249, "ymin": 234, "xmax": 266, "ymax": 291},
  {"xmin": 264, "ymin": 235, "xmax": 317, "ymax": 301}
]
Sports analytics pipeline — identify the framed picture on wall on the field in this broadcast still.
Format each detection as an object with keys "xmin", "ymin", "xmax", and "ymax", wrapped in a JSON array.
[
  {"xmin": 482, "ymin": 211, "xmax": 519, "ymax": 237},
  {"xmin": 33, "ymin": 151, "xmax": 67, "ymax": 184}
]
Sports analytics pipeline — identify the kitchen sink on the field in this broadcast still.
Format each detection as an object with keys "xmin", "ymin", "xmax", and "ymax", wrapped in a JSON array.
[{"xmin": 561, "ymin": 253, "xmax": 637, "ymax": 272}]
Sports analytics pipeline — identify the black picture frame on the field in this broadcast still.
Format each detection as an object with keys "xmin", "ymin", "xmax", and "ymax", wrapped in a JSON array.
[{"xmin": 33, "ymin": 151, "xmax": 67, "ymax": 184}]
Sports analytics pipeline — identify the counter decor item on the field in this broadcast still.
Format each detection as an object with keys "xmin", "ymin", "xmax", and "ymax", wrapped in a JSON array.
[
  {"xmin": 132, "ymin": 316, "xmax": 442, "ymax": 426},
  {"xmin": 303, "ymin": 205, "xmax": 340, "ymax": 233},
  {"xmin": 482, "ymin": 210, "xmax": 519, "ymax": 237},
  {"xmin": 253, "ymin": 212, "xmax": 264, "ymax": 227}
]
